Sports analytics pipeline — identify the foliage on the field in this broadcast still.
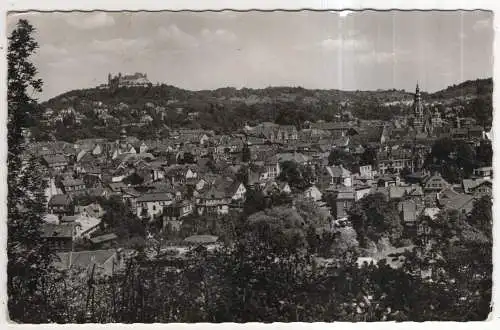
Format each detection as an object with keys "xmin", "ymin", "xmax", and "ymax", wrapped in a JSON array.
[
  {"xmin": 328, "ymin": 149, "xmax": 358, "ymax": 171},
  {"xmin": 347, "ymin": 193, "xmax": 402, "ymax": 247},
  {"xmin": 122, "ymin": 172, "xmax": 144, "ymax": 186},
  {"xmin": 243, "ymin": 188, "xmax": 267, "ymax": 216},
  {"xmin": 278, "ymin": 161, "xmax": 315, "ymax": 191},
  {"xmin": 426, "ymin": 138, "xmax": 478, "ymax": 183},
  {"xmin": 7, "ymin": 19, "xmax": 57, "ymax": 322},
  {"xmin": 98, "ymin": 196, "xmax": 146, "ymax": 239}
]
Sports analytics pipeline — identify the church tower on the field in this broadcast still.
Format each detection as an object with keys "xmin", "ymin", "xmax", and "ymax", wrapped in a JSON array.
[{"xmin": 412, "ymin": 84, "xmax": 425, "ymax": 133}]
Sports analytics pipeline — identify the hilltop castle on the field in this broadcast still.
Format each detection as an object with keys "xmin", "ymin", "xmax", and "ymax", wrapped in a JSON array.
[{"xmin": 101, "ymin": 72, "xmax": 151, "ymax": 90}]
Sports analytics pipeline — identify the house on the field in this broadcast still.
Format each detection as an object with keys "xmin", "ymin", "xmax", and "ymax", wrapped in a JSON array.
[
  {"xmin": 376, "ymin": 149, "xmax": 414, "ymax": 175},
  {"xmin": 334, "ymin": 188, "xmax": 355, "ymax": 219},
  {"xmin": 163, "ymin": 200, "xmax": 194, "ymax": 221},
  {"xmin": 108, "ymin": 182, "xmax": 128, "ymax": 195},
  {"xmin": 136, "ymin": 192, "xmax": 174, "ymax": 219},
  {"xmin": 249, "ymin": 159, "xmax": 280, "ymax": 183},
  {"xmin": 302, "ymin": 185, "xmax": 323, "ymax": 202},
  {"xmin": 225, "ymin": 180, "xmax": 247, "ymax": 201},
  {"xmin": 467, "ymin": 180, "xmax": 492, "ymax": 198},
  {"xmin": 399, "ymin": 200, "xmax": 423, "ymax": 234},
  {"xmin": 262, "ymin": 180, "xmax": 292, "ymax": 196},
  {"xmin": 251, "ymin": 122, "xmax": 298, "ymax": 143},
  {"xmin": 358, "ymin": 164, "xmax": 374, "ymax": 179},
  {"xmin": 48, "ymin": 194, "xmax": 74, "ymax": 215},
  {"xmin": 323, "ymin": 165, "xmax": 353, "ymax": 187},
  {"xmin": 438, "ymin": 192, "xmax": 476, "ymax": 215},
  {"xmin": 75, "ymin": 201, "xmax": 105, "ymax": 219},
  {"xmin": 277, "ymin": 152, "xmax": 309, "ymax": 166},
  {"xmin": 54, "ymin": 249, "xmax": 130, "ymax": 276},
  {"xmin": 184, "ymin": 235, "xmax": 220, "ymax": 250},
  {"xmin": 42, "ymin": 154, "xmax": 68, "ymax": 171},
  {"xmin": 354, "ymin": 185, "xmax": 372, "ymax": 201},
  {"xmin": 74, "ymin": 216, "xmax": 102, "ymax": 238},
  {"xmin": 196, "ymin": 187, "xmax": 231, "ymax": 216},
  {"xmin": 41, "ymin": 223, "xmax": 76, "ymax": 252},
  {"xmin": 377, "ymin": 175, "xmax": 401, "ymax": 188},
  {"xmin": 423, "ymin": 172, "xmax": 450, "ymax": 192},
  {"xmin": 61, "ymin": 177, "xmax": 86, "ymax": 194},
  {"xmin": 90, "ymin": 233, "xmax": 118, "ymax": 249},
  {"xmin": 310, "ymin": 122, "xmax": 356, "ymax": 138},
  {"xmin": 164, "ymin": 165, "xmax": 198, "ymax": 185},
  {"xmin": 121, "ymin": 187, "xmax": 142, "ymax": 210},
  {"xmin": 86, "ymin": 187, "xmax": 111, "ymax": 199},
  {"xmin": 473, "ymin": 166, "xmax": 492, "ymax": 179}
]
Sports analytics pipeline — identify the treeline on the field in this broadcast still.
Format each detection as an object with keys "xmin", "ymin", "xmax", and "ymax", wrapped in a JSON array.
[{"xmin": 28, "ymin": 195, "xmax": 492, "ymax": 323}]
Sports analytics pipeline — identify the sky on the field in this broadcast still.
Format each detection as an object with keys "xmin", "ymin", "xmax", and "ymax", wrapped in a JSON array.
[{"xmin": 6, "ymin": 10, "xmax": 494, "ymax": 101}]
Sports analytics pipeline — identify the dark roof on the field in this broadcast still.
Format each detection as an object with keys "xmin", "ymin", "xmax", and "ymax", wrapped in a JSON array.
[
  {"xmin": 41, "ymin": 223, "xmax": 74, "ymax": 238},
  {"xmin": 62, "ymin": 178, "xmax": 85, "ymax": 187},
  {"xmin": 48, "ymin": 194, "xmax": 72, "ymax": 206},
  {"xmin": 136, "ymin": 192, "xmax": 173, "ymax": 202},
  {"xmin": 108, "ymin": 182, "xmax": 127, "ymax": 192},
  {"xmin": 310, "ymin": 122, "xmax": 352, "ymax": 130},
  {"xmin": 42, "ymin": 154, "xmax": 67, "ymax": 165},
  {"xmin": 55, "ymin": 249, "xmax": 119, "ymax": 270},
  {"xmin": 184, "ymin": 235, "xmax": 219, "ymax": 244},
  {"xmin": 90, "ymin": 233, "xmax": 118, "ymax": 244}
]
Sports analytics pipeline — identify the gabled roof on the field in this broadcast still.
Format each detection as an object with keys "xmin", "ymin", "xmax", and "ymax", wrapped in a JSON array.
[
  {"xmin": 48, "ymin": 194, "xmax": 72, "ymax": 206},
  {"xmin": 184, "ymin": 235, "xmax": 219, "ymax": 244},
  {"xmin": 121, "ymin": 187, "xmax": 142, "ymax": 197},
  {"xmin": 41, "ymin": 223, "xmax": 74, "ymax": 238},
  {"xmin": 277, "ymin": 152, "xmax": 309, "ymax": 164},
  {"xmin": 326, "ymin": 165, "xmax": 351, "ymax": 178},
  {"xmin": 310, "ymin": 121, "xmax": 352, "ymax": 130},
  {"xmin": 108, "ymin": 182, "xmax": 127, "ymax": 192},
  {"xmin": 55, "ymin": 249, "xmax": 124, "ymax": 271},
  {"xmin": 337, "ymin": 189, "xmax": 355, "ymax": 200},
  {"xmin": 136, "ymin": 192, "xmax": 173, "ymax": 202},
  {"xmin": 439, "ymin": 193, "xmax": 475, "ymax": 212},
  {"xmin": 42, "ymin": 154, "xmax": 67, "ymax": 165},
  {"xmin": 62, "ymin": 177, "xmax": 85, "ymax": 187},
  {"xmin": 462, "ymin": 178, "xmax": 491, "ymax": 193},
  {"xmin": 90, "ymin": 233, "xmax": 118, "ymax": 244},
  {"xmin": 389, "ymin": 186, "xmax": 407, "ymax": 199},
  {"xmin": 401, "ymin": 200, "xmax": 420, "ymax": 223}
]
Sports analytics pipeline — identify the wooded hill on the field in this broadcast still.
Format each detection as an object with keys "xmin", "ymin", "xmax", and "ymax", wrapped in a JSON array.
[{"xmin": 36, "ymin": 77, "xmax": 492, "ymax": 142}]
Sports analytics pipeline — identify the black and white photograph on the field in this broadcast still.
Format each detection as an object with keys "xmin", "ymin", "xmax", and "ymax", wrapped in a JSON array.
[{"xmin": 5, "ymin": 6, "xmax": 494, "ymax": 323}]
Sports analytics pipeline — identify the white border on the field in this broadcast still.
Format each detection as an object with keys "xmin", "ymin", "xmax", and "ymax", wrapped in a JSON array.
[{"xmin": 1, "ymin": 0, "xmax": 499, "ymax": 329}]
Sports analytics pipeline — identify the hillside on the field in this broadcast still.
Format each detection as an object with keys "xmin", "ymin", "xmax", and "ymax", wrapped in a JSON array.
[
  {"xmin": 428, "ymin": 78, "xmax": 493, "ymax": 100},
  {"xmin": 36, "ymin": 78, "xmax": 492, "ymax": 143}
]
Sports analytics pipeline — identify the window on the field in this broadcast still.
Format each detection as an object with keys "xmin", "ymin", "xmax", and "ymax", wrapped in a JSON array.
[{"xmin": 153, "ymin": 205, "xmax": 156, "ymax": 211}]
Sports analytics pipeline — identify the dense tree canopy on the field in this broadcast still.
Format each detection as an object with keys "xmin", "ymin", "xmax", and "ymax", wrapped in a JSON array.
[{"xmin": 347, "ymin": 193, "xmax": 402, "ymax": 247}]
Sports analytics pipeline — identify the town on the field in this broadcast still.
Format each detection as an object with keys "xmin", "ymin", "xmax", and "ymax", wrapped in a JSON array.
[{"xmin": 8, "ymin": 13, "xmax": 493, "ymax": 323}]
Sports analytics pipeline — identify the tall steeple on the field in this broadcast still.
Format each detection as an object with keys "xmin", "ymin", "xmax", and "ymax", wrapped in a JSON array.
[{"xmin": 412, "ymin": 83, "xmax": 425, "ymax": 133}]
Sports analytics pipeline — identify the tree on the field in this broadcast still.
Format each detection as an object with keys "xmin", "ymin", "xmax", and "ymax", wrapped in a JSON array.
[
  {"xmin": 243, "ymin": 188, "xmax": 267, "ymax": 216},
  {"xmin": 360, "ymin": 147, "xmax": 377, "ymax": 167},
  {"xmin": 328, "ymin": 149, "xmax": 358, "ymax": 171},
  {"xmin": 468, "ymin": 195, "xmax": 492, "ymax": 239},
  {"xmin": 278, "ymin": 161, "xmax": 315, "ymax": 191},
  {"xmin": 476, "ymin": 141, "xmax": 492, "ymax": 167},
  {"xmin": 122, "ymin": 172, "xmax": 144, "ymax": 186},
  {"xmin": 235, "ymin": 165, "xmax": 249, "ymax": 186},
  {"xmin": 8, "ymin": 19, "xmax": 54, "ymax": 322},
  {"xmin": 347, "ymin": 193, "xmax": 402, "ymax": 247}
]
